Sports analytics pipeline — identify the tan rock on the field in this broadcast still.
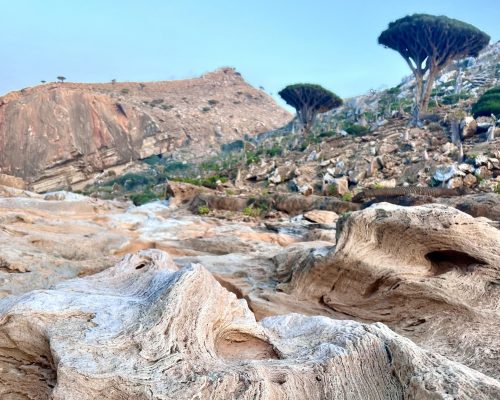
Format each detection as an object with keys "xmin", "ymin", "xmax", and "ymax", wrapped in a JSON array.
[
  {"xmin": 463, "ymin": 173, "xmax": 478, "ymax": 187},
  {"xmin": 0, "ymin": 173, "xmax": 26, "ymax": 189},
  {"xmin": 446, "ymin": 176, "xmax": 463, "ymax": 189},
  {"xmin": 331, "ymin": 176, "xmax": 349, "ymax": 196},
  {"xmin": 461, "ymin": 116, "xmax": 477, "ymax": 138},
  {"xmin": 303, "ymin": 210, "xmax": 339, "ymax": 224},
  {"xmin": 1, "ymin": 249, "xmax": 498, "ymax": 399},
  {"xmin": 166, "ymin": 181, "xmax": 210, "ymax": 206},
  {"xmin": 281, "ymin": 203, "xmax": 500, "ymax": 378}
]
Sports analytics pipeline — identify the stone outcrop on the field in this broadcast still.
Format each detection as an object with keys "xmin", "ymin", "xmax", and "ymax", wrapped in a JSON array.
[
  {"xmin": 1, "ymin": 190, "xmax": 500, "ymax": 397},
  {"xmin": 1, "ymin": 248, "xmax": 499, "ymax": 399},
  {"xmin": 280, "ymin": 203, "xmax": 500, "ymax": 378},
  {"xmin": 0, "ymin": 68, "xmax": 291, "ymax": 192}
]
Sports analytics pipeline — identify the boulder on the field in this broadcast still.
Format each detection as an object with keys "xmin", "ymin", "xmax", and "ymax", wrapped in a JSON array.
[
  {"xmin": 246, "ymin": 161, "xmax": 275, "ymax": 181},
  {"xmin": 166, "ymin": 181, "xmax": 210, "ymax": 206},
  {"xmin": 268, "ymin": 163, "xmax": 296, "ymax": 184},
  {"xmin": 1, "ymin": 249, "xmax": 499, "ymax": 399},
  {"xmin": 279, "ymin": 203, "xmax": 500, "ymax": 378},
  {"xmin": 462, "ymin": 173, "xmax": 477, "ymax": 187},
  {"xmin": 461, "ymin": 116, "xmax": 477, "ymax": 138},
  {"xmin": 0, "ymin": 173, "xmax": 26, "ymax": 189},
  {"xmin": 303, "ymin": 210, "xmax": 339, "ymax": 224}
]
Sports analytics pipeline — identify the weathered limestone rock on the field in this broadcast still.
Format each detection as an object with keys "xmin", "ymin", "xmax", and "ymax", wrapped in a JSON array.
[
  {"xmin": 303, "ymin": 210, "xmax": 339, "ymax": 224},
  {"xmin": 280, "ymin": 203, "xmax": 500, "ymax": 378},
  {"xmin": 461, "ymin": 116, "xmax": 477, "ymax": 138},
  {"xmin": 0, "ymin": 173, "xmax": 26, "ymax": 189},
  {"xmin": 166, "ymin": 180, "xmax": 210, "ymax": 206},
  {"xmin": 1, "ymin": 249, "xmax": 498, "ymax": 399}
]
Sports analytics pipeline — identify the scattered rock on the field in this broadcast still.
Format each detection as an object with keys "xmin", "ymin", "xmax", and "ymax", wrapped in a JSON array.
[{"xmin": 303, "ymin": 210, "xmax": 339, "ymax": 224}]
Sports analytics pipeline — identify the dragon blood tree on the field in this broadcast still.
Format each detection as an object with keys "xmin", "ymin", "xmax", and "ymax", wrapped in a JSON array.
[
  {"xmin": 279, "ymin": 84, "xmax": 342, "ymax": 133},
  {"xmin": 378, "ymin": 14, "xmax": 490, "ymax": 125}
]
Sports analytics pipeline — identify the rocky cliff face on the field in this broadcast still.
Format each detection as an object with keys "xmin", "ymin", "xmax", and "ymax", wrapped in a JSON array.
[{"xmin": 0, "ymin": 68, "xmax": 291, "ymax": 192}]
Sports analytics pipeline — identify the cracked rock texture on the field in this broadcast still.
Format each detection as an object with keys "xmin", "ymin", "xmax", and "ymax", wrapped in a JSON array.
[
  {"xmin": 1, "ymin": 249, "xmax": 499, "ymax": 399},
  {"xmin": 281, "ymin": 203, "xmax": 500, "ymax": 379},
  {"xmin": 0, "ymin": 190, "xmax": 499, "ymax": 398}
]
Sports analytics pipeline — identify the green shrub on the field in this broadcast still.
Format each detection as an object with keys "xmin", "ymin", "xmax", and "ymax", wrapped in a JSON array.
[
  {"xmin": 318, "ymin": 130, "xmax": 337, "ymax": 138},
  {"xmin": 121, "ymin": 88, "xmax": 130, "ymax": 94},
  {"xmin": 130, "ymin": 190, "xmax": 160, "ymax": 206},
  {"xmin": 441, "ymin": 92, "xmax": 470, "ymax": 105},
  {"xmin": 344, "ymin": 124, "xmax": 370, "ymax": 136},
  {"xmin": 472, "ymin": 86, "xmax": 500, "ymax": 118},
  {"xmin": 245, "ymin": 150, "xmax": 261, "ymax": 165},
  {"xmin": 207, "ymin": 99, "xmax": 218, "ymax": 106},
  {"xmin": 243, "ymin": 205, "xmax": 262, "ymax": 217},
  {"xmin": 200, "ymin": 159, "xmax": 220, "ymax": 172},
  {"xmin": 142, "ymin": 155, "xmax": 162, "ymax": 165},
  {"xmin": 371, "ymin": 182, "xmax": 384, "ymax": 190},
  {"xmin": 172, "ymin": 175, "xmax": 228, "ymax": 189},
  {"xmin": 201, "ymin": 106, "xmax": 211, "ymax": 112},
  {"xmin": 265, "ymin": 146, "xmax": 283, "ymax": 157},
  {"xmin": 342, "ymin": 192, "xmax": 353, "ymax": 201},
  {"xmin": 164, "ymin": 161, "xmax": 189, "ymax": 173},
  {"xmin": 326, "ymin": 183, "xmax": 337, "ymax": 196},
  {"xmin": 108, "ymin": 173, "xmax": 154, "ymax": 190},
  {"xmin": 197, "ymin": 205, "xmax": 210, "ymax": 215},
  {"xmin": 494, "ymin": 182, "xmax": 500, "ymax": 194}
]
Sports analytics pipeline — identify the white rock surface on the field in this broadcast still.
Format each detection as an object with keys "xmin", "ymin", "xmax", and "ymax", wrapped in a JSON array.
[{"xmin": 1, "ymin": 249, "xmax": 499, "ymax": 399}]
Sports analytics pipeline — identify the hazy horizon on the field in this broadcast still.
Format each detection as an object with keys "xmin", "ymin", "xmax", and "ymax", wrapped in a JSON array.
[{"xmin": 1, "ymin": 0, "xmax": 499, "ymax": 103}]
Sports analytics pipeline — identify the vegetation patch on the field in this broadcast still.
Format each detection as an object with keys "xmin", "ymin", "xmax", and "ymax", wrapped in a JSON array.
[
  {"xmin": 197, "ymin": 205, "xmax": 210, "ymax": 215},
  {"xmin": 130, "ymin": 190, "xmax": 160, "ymax": 206},
  {"xmin": 344, "ymin": 124, "xmax": 370, "ymax": 136},
  {"xmin": 472, "ymin": 86, "xmax": 500, "ymax": 118}
]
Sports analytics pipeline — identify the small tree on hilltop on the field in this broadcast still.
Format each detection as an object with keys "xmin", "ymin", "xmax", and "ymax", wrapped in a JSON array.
[
  {"xmin": 378, "ymin": 14, "xmax": 489, "ymax": 125},
  {"xmin": 57, "ymin": 76, "xmax": 66, "ymax": 83},
  {"xmin": 278, "ymin": 84, "xmax": 342, "ymax": 133}
]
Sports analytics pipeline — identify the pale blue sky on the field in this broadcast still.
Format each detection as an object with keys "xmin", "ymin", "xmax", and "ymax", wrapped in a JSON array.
[{"xmin": 1, "ymin": 0, "xmax": 499, "ymax": 101}]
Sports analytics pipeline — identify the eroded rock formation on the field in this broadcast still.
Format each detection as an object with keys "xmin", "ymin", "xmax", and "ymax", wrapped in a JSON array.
[
  {"xmin": 0, "ymin": 189, "xmax": 499, "ymax": 397},
  {"xmin": 1, "ymin": 249, "xmax": 499, "ymax": 399},
  {"xmin": 280, "ymin": 203, "xmax": 500, "ymax": 378}
]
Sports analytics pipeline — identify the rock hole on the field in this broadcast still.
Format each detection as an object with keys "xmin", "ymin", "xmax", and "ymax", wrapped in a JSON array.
[
  {"xmin": 425, "ymin": 250, "xmax": 485, "ymax": 275},
  {"xmin": 135, "ymin": 262, "xmax": 147, "ymax": 270},
  {"xmin": 215, "ymin": 331, "xmax": 279, "ymax": 361}
]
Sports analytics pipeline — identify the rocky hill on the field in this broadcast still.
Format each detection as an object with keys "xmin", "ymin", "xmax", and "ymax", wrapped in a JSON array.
[{"xmin": 0, "ymin": 68, "xmax": 291, "ymax": 192}]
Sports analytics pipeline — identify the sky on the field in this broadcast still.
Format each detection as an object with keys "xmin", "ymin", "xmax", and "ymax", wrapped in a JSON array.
[{"xmin": 1, "ymin": 0, "xmax": 499, "ymax": 103}]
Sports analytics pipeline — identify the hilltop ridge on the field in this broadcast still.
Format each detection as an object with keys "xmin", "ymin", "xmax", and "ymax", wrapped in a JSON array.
[{"xmin": 0, "ymin": 67, "xmax": 291, "ymax": 192}]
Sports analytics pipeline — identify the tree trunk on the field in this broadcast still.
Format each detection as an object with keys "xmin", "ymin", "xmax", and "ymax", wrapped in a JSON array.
[
  {"xmin": 411, "ymin": 73, "xmax": 424, "ymax": 126},
  {"xmin": 451, "ymin": 119, "xmax": 461, "ymax": 144},
  {"xmin": 299, "ymin": 106, "xmax": 316, "ymax": 135},
  {"xmin": 420, "ymin": 69, "xmax": 438, "ymax": 113}
]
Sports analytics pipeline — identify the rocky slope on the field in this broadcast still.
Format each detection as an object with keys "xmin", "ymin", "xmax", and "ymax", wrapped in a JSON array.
[
  {"xmin": 0, "ymin": 189, "xmax": 499, "ymax": 398},
  {"xmin": 0, "ymin": 68, "xmax": 291, "ymax": 192}
]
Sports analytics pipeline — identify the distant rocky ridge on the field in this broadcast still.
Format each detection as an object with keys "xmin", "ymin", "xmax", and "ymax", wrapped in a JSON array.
[{"xmin": 0, "ymin": 68, "xmax": 291, "ymax": 192}]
